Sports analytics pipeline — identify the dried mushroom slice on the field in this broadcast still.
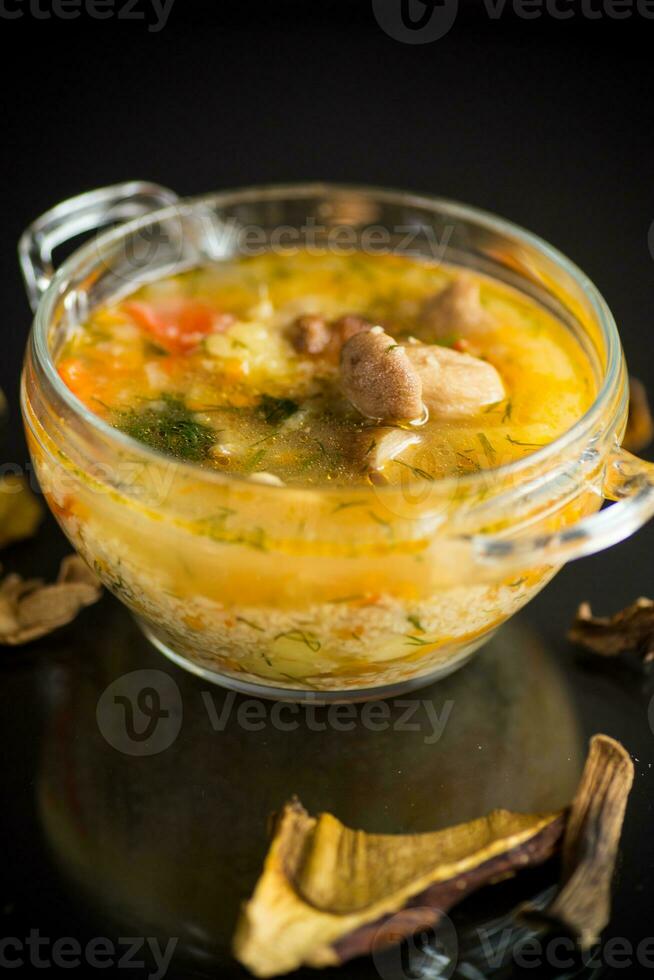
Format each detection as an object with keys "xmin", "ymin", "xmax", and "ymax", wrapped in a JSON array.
[
  {"xmin": 233, "ymin": 801, "xmax": 564, "ymax": 977},
  {"xmin": 568, "ymin": 597, "xmax": 654, "ymax": 663},
  {"xmin": 0, "ymin": 475, "xmax": 43, "ymax": 550},
  {"xmin": 234, "ymin": 735, "xmax": 634, "ymax": 977},
  {"xmin": 524, "ymin": 734, "xmax": 634, "ymax": 949},
  {"xmin": 623, "ymin": 376, "xmax": 653, "ymax": 454},
  {"xmin": 0, "ymin": 555, "xmax": 102, "ymax": 646}
]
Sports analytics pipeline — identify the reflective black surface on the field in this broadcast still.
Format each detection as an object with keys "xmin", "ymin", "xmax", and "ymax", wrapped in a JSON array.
[
  {"xmin": 3, "ymin": 527, "xmax": 654, "ymax": 978},
  {"xmin": 35, "ymin": 617, "xmax": 581, "ymax": 955}
]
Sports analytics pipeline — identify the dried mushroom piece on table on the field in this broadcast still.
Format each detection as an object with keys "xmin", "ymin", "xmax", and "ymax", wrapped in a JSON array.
[
  {"xmin": 0, "ymin": 554, "xmax": 102, "ymax": 646},
  {"xmin": 0, "ymin": 474, "xmax": 43, "ymax": 550},
  {"xmin": 234, "ymin": 734, "xmax": 634, "ymax": 978},
  {"xmin": 233, "ymin": 801, "xmax": 565, "ymax": 977},
  {"xmin": 568, "ymin": 597, "xmax": 654, "ymax": 663},
  {"xmin": 524, "ymin": 734, "xmax": 634, "ymax": 949},
  {"xmin": 623, "ymin": 376, "xmax": 653, "ymax": 454}
]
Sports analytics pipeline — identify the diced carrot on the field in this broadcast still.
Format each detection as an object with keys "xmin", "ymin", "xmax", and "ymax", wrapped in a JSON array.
[
  {"xmin": 57, "ymin": 359, "xmax": 98, "ymax": 406},
  {"xmin": 123, "ymin": 299, "xmax": 234, "ymax": 354}
]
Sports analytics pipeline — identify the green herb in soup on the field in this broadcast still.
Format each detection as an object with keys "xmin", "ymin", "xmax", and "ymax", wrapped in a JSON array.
[
  {"xmin": 57, "ymin": 251, "xmax": 596, "ymax": 486},
  {"xmin": 114, "ymin": 394, "xmax": 217, "ymax": 462}
]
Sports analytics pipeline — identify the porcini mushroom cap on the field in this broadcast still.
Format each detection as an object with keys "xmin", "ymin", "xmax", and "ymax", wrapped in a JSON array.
[{"xmin": 340, "ymin": 328, "xmax": 424, "ymax": 423}]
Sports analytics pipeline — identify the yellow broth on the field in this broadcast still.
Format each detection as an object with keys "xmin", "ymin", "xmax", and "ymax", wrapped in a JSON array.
[{"xmin": 56, "ymin": 251, "xmax": 596, "ymax": 486}]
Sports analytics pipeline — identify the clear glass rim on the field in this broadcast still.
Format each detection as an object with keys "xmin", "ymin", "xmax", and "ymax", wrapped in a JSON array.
[{"xmin": 30, "ymin": 181, "xmax": 624, "ymax": 497}]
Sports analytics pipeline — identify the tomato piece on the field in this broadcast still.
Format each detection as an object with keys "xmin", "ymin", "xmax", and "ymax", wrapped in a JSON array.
[{"xmin": 123, "ymin": 299, "xmax": 234, "ymax": 354}]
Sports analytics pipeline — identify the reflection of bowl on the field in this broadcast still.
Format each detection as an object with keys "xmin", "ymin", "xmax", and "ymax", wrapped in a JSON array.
[
  {"xmin": 37, "ymin": 612, "xmax": 582, "ymax": 972},
  {"xmin": 20, "ymin": 182, "xmax": 654, "ymax": 700}
]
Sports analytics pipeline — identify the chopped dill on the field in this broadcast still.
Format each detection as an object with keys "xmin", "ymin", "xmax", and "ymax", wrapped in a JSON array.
[
  {"xmin": 259, "ymin": 395, "xmax": 299, "ymax": 425},
  {"xmin": 249, "ymin": 526, "xmax": 269, "ymax": 551},
  {"xmin": 456, "ymin": 451, "xmax": 481, "ymax": 472},
  {"xmin": 249, "ymin": 431, "xmax": 278, "ymax": 448},
  {"xmin": 395, "ymin": 459, "xmax": 435, "ymax": 481},
  {"xmin": 506, "ymin": 435, "xmax": 547, "ymax": 448},
  {"xmin": 274, "ymin": 629, "xmax": 321, "ymax": 652},
  {"xmin": 142, "ymin": 340, "xmax": 168, "ymax": 357},
  {"xmin": 113, "ymin": 394, "xmax": 216, "ymax": 462},
  {"xmin": 246, "ymin": 447, "xmax": 267, "ymax": 471},
  {"xmin": 368, "ymin": 510, "xmax": 392, "ymax": 529},
  {"xmin": 477, "ymin": 432, "xmax": 497, "ymax": 463},
  {"xmin": 407, "ymin": 614, "xmax": 425, "ymax": 633},
  {"xmin": 236, "ymin": 616, "xmax": 265, "ymax": 631},
  {"xmin": 209, "ymin": 506, "xmax": 236, "ymax": 523},
  {"xmin": 332, "ymin": 500, "xmax": 366, "ymax": 512}
]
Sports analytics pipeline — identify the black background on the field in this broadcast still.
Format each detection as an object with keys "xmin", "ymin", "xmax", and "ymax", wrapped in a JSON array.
[{"xmin": 1, "ymin": 2, "xmax": 654, "ymax": 979}]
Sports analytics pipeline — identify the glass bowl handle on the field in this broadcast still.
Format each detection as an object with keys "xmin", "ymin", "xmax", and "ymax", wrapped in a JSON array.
[
  {"xmin": 471, "ymin": 447, "xmax": 654, "ymax": 570},
  {"xmin": 19, "ymin": 181, "xmax": 179, "ymax": 313}
]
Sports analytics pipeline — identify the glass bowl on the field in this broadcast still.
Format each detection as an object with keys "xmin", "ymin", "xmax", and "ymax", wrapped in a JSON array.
[{"xmin": 18, "ymin": 182, "xmax": 654, "ymax": 702}]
